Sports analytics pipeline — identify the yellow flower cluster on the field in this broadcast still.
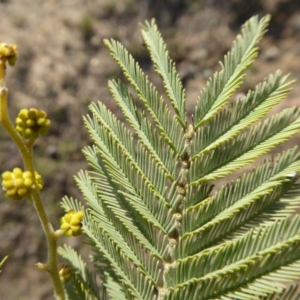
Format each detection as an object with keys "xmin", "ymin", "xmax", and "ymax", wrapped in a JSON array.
[
  {"xmin": 58, "ymin": 263, "xmax": 73, "ymax": 283},
  {"xmin": 60, "ymin": 210, "xmax": 84, "ymax": 237},
  {"xmin": 0, "ymin": 43, "xmax": 18, "ymax": 66},
  {"xmin": 1, "ymin": 168, "xmax": 43, "ymax": 200},
  {"xmin": 15, "ymin": 108, "xmax": 51, "ymax": 139}
]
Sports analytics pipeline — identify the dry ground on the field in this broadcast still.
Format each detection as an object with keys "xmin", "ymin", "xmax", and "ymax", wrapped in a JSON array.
[{"xmin": 0, "ymin": 0, "xmax": 300, "ymax": 299}]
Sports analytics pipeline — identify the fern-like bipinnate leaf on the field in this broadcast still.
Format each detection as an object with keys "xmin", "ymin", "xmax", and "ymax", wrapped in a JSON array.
[
  {"xmin": 58, "ymin": 244, "xmax": 100, "ymax": 300},
  {"xmin": 193, "ymin": 15, "xmax": 270, "ymax": 128},
  {"xmin": 60, "ymin": 15, "xmax": 300, "ymax": 300}
]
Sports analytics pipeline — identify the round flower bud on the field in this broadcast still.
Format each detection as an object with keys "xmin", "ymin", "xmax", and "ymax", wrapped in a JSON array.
[
  {"xmin": 0, "ymin": 43, "xmax": 18, "ymax": 66},
  {"xmin": 15, "ymin": 108, "xmax": 50, "ymax": 139},
  {"xmin": 60, "ymin": 210, "xmax": 84, "ymax": 237},
  {"xmin": 1, "ymin": 168, "xmax": 43, "ymax": 201},
  {"xmin": 58, "ymin": 263, "xmax": 73, "ymax": 283}
]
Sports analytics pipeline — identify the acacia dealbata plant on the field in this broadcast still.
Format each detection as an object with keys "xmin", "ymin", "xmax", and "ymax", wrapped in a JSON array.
[
  {"xmin": 56, "ymin": 14, "xmax": 300, "ymax": 299},
  {"xmin": 0, "ymin": 14, "xmax": 288, "ymax": 300}
]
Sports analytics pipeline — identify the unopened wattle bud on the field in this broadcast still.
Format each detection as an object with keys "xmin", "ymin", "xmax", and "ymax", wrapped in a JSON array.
[
  {"xmin": 1, "ymin": 168, "xmax": 43, "ymax": 201},
  {"xmin": 60, "ymin": 210, "xmax": 84, "ymax": 237},
  {"xmin": 15, "ymin": 108, "xmax": 50, "ymax": 140}
]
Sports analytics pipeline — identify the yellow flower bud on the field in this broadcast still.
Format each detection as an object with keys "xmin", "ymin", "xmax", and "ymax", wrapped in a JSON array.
[
  {"xmin": 36, "ymin": 118, "xmax": 45, "ymax": 126},
  {"xmin": 24, "ymin": 177, "xmax": 33, "ymax": 187},
  {"xmin": 13, "ymin": 168, "xmax": 23, "ymax": 177},
  {"xmin": 17, "ymin": 187, "xmax": 28, "ymax": 197},
  {"xmin": 25, "ymin": 119, "xmax": 35, "ymax": 127},
  {"xmin": 60, "ymin": 210, "xmax": 84, "ymax": 237},
  {"xmin": 18, "ymin": 109, "xmax": 29, "ymax": 119},
  {"xmin": 2, "ymin": 180, "xmax": 14, "ymax": 189},
  {"xmin": 2, "ymin": 171, "xmax": 12, "ymax": 180},
  {"xmin": 27, "ymin": 108, "xmax": 38, "ymax": 118},
  {"xmin": 14, "ymin": 178, "xmax": 24, "ymax": 188},
  {"xmin": 1, "ymin": 168, "xmax": 43, "ymax": 201},
  {"xmin": 58, "ymin": 263, "xmax": 73, "ymax": 283},
  {"xmin": 6, "ymin": 188, "xmax": 17, "ymax": 198},
  {"xmin": 15, "ymin": 108, "xmax": 50, "ymax": 140},
  {"xmin": 0, "ymin": 43, "xmax": 18, "ymax": 66},
  {"xmin": 0, "ymin": 44, "xmax": 11, "ymax": 56}
]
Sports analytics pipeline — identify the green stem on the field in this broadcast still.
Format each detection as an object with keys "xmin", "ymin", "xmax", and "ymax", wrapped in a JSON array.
[{"xmin": 0, "ymin": 87, "xmax": 65, "ymax": 300}]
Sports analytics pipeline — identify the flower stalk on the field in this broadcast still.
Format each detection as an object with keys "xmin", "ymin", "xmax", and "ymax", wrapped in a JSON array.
[{"xmin": 0, "ymin": 44, "xmax": 66, "ymax": 300}]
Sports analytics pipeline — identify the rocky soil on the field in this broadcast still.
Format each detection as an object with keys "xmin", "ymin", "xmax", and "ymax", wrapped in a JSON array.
[{"xmin": 0, "ymin": 0, "xmax": 300, "ymax": 299}]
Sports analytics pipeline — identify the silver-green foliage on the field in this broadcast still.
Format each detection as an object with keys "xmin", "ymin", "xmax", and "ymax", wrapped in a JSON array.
[{"xmin": 59, "ymin": 15, "xmax": 300, "ymax": 299}]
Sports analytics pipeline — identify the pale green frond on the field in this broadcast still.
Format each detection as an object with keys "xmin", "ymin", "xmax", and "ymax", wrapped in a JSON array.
[
  {"xmin": 104, "ymin": 273, "xmax": 127, "ymax": 300},
  {"xmin": 72, "ymin": 172, "xmax": 142, "ymax": 262},
  {"xmin": 229, "ymin": 179, "xmax": 300, "ymax": 240},
  {"xmin": 75, "ymin": 147, "xmax": 166, "ymax": 284},
  {"xmin": 173, "ymin": 181, "xmax": 214, "ymax": 208},
  {"xmin": 108, "ymin": 79, "xmax": 178, "ymax": 180},
  {"xmin": 140, "ymin": 19, "xmax": 186, "ymax": 126},
  {"xmin": 61, "ymin": 15, "xmax": 300, "ymax": 300},
  {"xmin": 268, "ymin": 182, "xmax": 300, "ymax": 218},
  {"xmin": 167, "ymin": 216, "xmax": 300, "ymax": 300},
  {"xmin": 261, "ymin": 261, "xmax": 300, "ymax": 283},
  {"xmin": 63, "ymin": 173, "xmax": 104, "ymax": 229},
  {"xmin": 104, "ymin": 38, "xmax": 184, "ymax": 153},
  {"xmin": 168, "ymin": 230, "xmax": 257, "ymax": 287},
  {"xmin": 90, "ymin": 100, "xmax": 169, "ymax": 195},
  {"xmin": 58, "ymin": 245, "xmax": 100, "ymax": 300},
  {"xmin": 84, "ymin": 220, "xmax": 156, "ymax": 300},
  {"xmin": 87, "ymin": 102, "xmax": 135, "ymax": 158},
  {"xmin": 201, "ymin": 216, "xmax": 300, "ymax": 280},
  {"xmin": 179, "ymin": 184, "xmax": 285, "ymax": 257},
  {"xmin": 224, "ymin": 190, "xmax": 300, "ymax": 242},
  {"xmin": 190, "ymin": 108, "xmax": 300, "ymax": 185},
  {"xmin": 80, "ymin": 146, "xmax": 168, "ymax": 258},
  {"xmin": 80, "ymin": 149, "xmax": 172, "ymax": 255},
  {"xmin": 84, "ymin": 104, "xmax": 175, "ymax": 232},
  {"xmin": 68, "ymin": 206, "xmax": 152, "ymax": 300},
  {"xmin": 184, "ymin": 147, "xmax": 300, "ymax": 232},
  {"xmin": 90, "ymin": 175, "xmax": 164, "ymax": 281},
  {"xmin": 74, "ymin": 167, "xmax": 164, "ymax": 283},
  {"xmin": 61, "ymin": 196, "xmax": 85, "ymax": 214},
  {"xmin": 86, "ymin": 134, "xmax": 173, "ymax": 234},
  {"xmin": 225, "ymin": 255, "xmax": 300, "ymax": 300},
  {"xmin": 61, "ymin": 195, "xmax": 121, "ymax": 284},
  {"xmin": 64, "ymin": 283, "xmax": 90, "ymax": 300},
  {"xmin": 263, "ymin": 285, "xmax": 300, "ymax": 300},
  {"xmin": 192, "ymin": 71, "xmax": 294, "ymax": 158},
  {"xmin": 180, "ymin": 155, "xmax": 300, "ymax": 255},
  {"xmin": 61, "ymin": 196, "xmax": 117, "ymax": 283},
  {"xmin": 194, "ymin": 15, "xmax": 270, "ymax": 128}
]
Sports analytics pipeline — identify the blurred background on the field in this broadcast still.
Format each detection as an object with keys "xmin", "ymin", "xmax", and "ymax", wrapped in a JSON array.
[{"xmin": 0, "ymin": 0, "xmax": 300, "ymax": 299}]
